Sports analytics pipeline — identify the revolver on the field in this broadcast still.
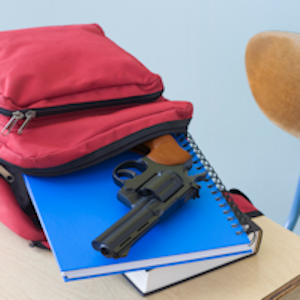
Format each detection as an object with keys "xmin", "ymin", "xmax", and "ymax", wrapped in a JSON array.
[{"xmin": 92, "ymin": 135, "xmax": 207, "ymax": 259}]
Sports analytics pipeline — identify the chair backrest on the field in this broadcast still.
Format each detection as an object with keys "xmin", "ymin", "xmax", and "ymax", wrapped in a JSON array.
[{"xmin": 245, "ymin": 31, "xmax": 300, "ymax": 139}]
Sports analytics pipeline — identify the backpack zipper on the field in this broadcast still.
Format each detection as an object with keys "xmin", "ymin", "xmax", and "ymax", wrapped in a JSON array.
[
  {"xmin": 1, "ymin": 110, "xmax": 36, "ymax": 136},
  {"xmin": 0, "ymin": 91, "xmax": 163, "ymax": 136},
  {"xmin": 0, "ymin": 164, "xmax": 15, "ymax": 183}
]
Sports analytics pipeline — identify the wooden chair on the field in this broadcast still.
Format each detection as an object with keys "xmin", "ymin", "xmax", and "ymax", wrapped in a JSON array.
[{"xmin": 245, "ymin": 31, "xmax": 300, "ymax": 231}]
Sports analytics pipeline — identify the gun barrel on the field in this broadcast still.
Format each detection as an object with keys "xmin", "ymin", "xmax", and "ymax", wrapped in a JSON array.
[{"xmin": 92, "ymin": 198, "xmax": 159, "ymax": 258}]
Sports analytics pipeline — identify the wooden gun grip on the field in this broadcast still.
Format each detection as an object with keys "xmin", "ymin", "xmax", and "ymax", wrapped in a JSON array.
[{"xmin": 143, "ymin": 135, "xmax": 191, "ymax": 166}]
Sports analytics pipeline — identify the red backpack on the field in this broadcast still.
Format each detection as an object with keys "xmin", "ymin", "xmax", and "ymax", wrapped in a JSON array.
[{"xmin": 0, "ymin": 24, "xmax": 260, "ymax": 249}]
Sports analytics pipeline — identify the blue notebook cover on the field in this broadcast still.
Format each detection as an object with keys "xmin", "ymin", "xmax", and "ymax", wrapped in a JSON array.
[{"xmin": 24, "ymin": 134, "xmax": 251, "ymax": 281}]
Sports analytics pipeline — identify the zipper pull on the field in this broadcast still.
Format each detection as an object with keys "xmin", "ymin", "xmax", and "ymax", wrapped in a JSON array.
[
  {"xmin": 0, "ymin": 164, "xmax": 14, "ymax": 183},
  {"xmin": 1, "ymin": 111, "xmax": 24, "ymax": 136},
  {"xmin": 18, "ymin": 110, "xmax": 36, "ymax": 135}
]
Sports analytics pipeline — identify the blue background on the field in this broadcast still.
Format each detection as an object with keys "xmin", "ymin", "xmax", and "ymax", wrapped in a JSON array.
[{"xmin": 1, "ymin": 0, "xmax": 300, "ymax": 233}]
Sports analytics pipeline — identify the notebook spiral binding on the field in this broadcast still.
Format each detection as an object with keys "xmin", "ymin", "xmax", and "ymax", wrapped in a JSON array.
[{"xmin": 174, "ymin": 132, "xmax": 251, "ymax": 235}]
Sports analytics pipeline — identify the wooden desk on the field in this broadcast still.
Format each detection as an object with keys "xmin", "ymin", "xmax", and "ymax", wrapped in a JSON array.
[{"xmin": 1, "ymin": 216, "xmax": 300, "ymax": 300}]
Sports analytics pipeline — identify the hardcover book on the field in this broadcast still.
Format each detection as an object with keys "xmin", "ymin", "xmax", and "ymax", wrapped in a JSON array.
[{"xmin": 124, "ymin": 217, "xmax": 262, "ymax": 295}]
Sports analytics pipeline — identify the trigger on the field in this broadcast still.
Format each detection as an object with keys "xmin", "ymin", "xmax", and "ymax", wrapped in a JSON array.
[
  {"xmin": 113, "ymin": 169, "xmax": 137, "ymax": 188},
  {"xmin": 117, "ymin": 169, "xmax": 137, "ymax": 179}
]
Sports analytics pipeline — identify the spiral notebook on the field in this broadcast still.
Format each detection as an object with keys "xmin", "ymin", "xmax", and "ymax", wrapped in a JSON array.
[{"xmin": 24, "ymin": 134, "xmax": 253, "ymax": 281}]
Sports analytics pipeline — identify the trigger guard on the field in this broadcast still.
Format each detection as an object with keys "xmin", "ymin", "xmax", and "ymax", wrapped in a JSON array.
[
  {"xmin": 113, "ymin": 169, "xmax": 137, "ymax": 187},
  {"xmin": 112, "ymin": 159, "xmax": 148, "ymax": 187}
]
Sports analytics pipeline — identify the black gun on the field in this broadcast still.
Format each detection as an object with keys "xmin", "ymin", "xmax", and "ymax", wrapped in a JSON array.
[{"xmin": 92, "ymin": 135, "xmax": 207, "ymax": 259}]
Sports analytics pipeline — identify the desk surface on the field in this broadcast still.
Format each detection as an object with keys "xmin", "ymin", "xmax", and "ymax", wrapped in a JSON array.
[{"xmin": 1, "ymin": 216, "xmax": 300, "ymax": 300}]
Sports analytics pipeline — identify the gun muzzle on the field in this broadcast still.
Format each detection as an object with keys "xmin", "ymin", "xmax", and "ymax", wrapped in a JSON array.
[{"xmin": 92, "ymin": 198, "xmax": 159, "ymax": 258}]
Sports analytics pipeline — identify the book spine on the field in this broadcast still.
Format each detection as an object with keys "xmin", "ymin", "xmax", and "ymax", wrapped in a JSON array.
[{"xmin": 174, "ymin": 133, "xmax": 251, "ymax": 235}]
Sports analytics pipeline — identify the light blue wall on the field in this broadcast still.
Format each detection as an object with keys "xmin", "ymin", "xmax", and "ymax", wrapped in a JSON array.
[{"xmin": 1, "ymin": 1, "xmax": 300, "ymax": 233}]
